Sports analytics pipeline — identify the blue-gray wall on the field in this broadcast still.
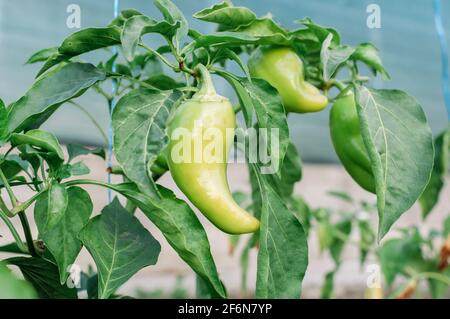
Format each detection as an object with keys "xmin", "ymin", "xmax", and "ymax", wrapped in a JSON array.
[{"xmin": 0, "ymin": 0, "xmax": 449, "ymax": 162}]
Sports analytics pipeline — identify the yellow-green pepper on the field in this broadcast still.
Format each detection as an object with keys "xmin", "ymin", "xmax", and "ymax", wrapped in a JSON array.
[
  {"xmin": 248, "ymin": 46, "xmax": 328, "ymax": 113},
  {"xmin": 167, "ymin": 64, "xmax": 260, "ymax": 234}
]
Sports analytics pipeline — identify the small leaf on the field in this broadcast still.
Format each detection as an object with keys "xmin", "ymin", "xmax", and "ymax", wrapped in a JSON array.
[
  {"xmin": 112, "ymin": 88, "xmax": 182, "ymax": 197},
  {"xmin": 35, "ymin": 186, "xmax": 92, "ymax": 284},
  {"xmin": 11, "ymin": 129, "xmax": 64, "ymax": 160},
  {"xmin": 352, "ymin": 43, "xmax": 390, "ymax": 80},
  {"xmin": 109, "ymin": 9, "xmax": 143, "ymax": 27},
  {"xmin": 330, "ymin": 219, "xmax": 352, "ymax": 265},
  {"xmin": 295, "ymin": 17, "xmax": 340, "ymax": 46},
  {"xmin": 121, "ymin": 15, "xmax": 180, "ymax": 61},
  {"xmin": 79, "ymin": 198, "xmax": 161, "ymax": 299},
  {"xmin": 195, "ymin": 31, "xmax": 290, "ymax": 48},
  {"xmin": 67, "ymin": 144, "xmax": 105, "ymax": 162},
  {"xmin": 275, "ymin": 142, "xmax": 302, "ymax": 199},
  {"xmin": 193, "ymin": 1, "xmax": 257, "ymax": 28},
  {"xmin": 6, "ymin": 257, "xmax": 78, "ymax": 299},
  {"xmin": 0, "ymin": 262, "xmax": 37, "ymax": 299},
  {"xmin": 419, "ymin": 128, "xmax": 450, "ymax": 218},
  {"xmin": 320, "ymin": 270, "xmax": 336, "ymax": 299},
  {"xmin": 25, "ymin": 47, "xmax": 58, "ymax": 64},
  {"xmin": 0, "ymin": 99, "xmax": 8, "ymax": 141},
  {"xmin": 320, "ymin": 33, "xmax": 355, "ymax": 81},
  {"xmin": 355, "ymin": 86, "xmax": 434, "ymax": 239},
  {"xmin": 8, "ymin": 63, "xmax": 106, "ymax": 134}
]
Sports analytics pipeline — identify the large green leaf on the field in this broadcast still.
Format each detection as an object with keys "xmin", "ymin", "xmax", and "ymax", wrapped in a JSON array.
[
  {"xmin": 10, "ymin": 129, "xmax": 64, "ymax": 160},
  {"xmin": 8, "ymin": 63, "xmax": 106, "ymax": 134},
  {"xmin": 419, "ymin": 128, "xmax": 450, "ymax": 218},
  {"xmin": 153, "ymin": 0, "xmax": 188, "ymax": 50},
  {"xmin": 109, "ymin": 9, "xmax": 144, "ymax": 27},
  {"xmin": 193, "ymin": 1, "xmax": 256, "ymax": 28},
  {"xmin": 251, "ymin": 165, "xmax": 308, "ymax": 298},
  {"xmin": 112, "ymin": 88, "xmax": 182, "ymax": 198},
  {"xmin": 79, "ymin": 198, "xmax": 161, "ymax": 299},
  {"xmin": 105, "ymin": 182, "xmax": 227, "ymax": 299},
  {"xmin": 35, "ymin": 186, "xmax": 92, "ymax": 284},
  {"xmin": 6, "ymin": 257, "xmax": 78, "ymax": 299},
  {"xmin": 379, "ymin": 234, "xmax": 422, "ymax": 285},
  {"xmin": 355, "ymin": 86, "xmax": 434, "ymax": 239},
  {"xmin": 59, "ymin": 27, "xmax": 121, "ymax": 57},
  {"xmin": 0, "ymin": 262, "xmax": 37, "ymax": 299},
  {"xmin": 121, "ymin": 15, "xmax": 180, "ymax": 61},
  {"xmin": 25, "ymin": 47, "xmax": 58, "ymax": 64}
]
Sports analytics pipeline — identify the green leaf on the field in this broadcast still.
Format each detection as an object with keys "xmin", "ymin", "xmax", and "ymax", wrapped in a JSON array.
[
  {"xmin": 320, "ymin": 33, "xmax": 355, "ymax": 81},
  {"xmin": 0, "ymin": 99, "xmax": 8, "ymax": 142},
  {"xmin": 235, "ymin": 18, "xmax": 287, "ymax": 39},
  {"xmin": 217, "ymin": 71, "xmax": 289, "ymax": 172},
  {"xmin": 239, "ymin": 78, "xmax": 290, "ymax": 173},
  {"xmin": 0, "ymin": 242, "xmax": 28, "ymax": 254},
  {"xmin": 121, "ymin": 15, "xmax": 180, "ymax": 61},
  {"xmin": 25, "ymin": 47, "xmax": 58, "ymax": 64},
  {"xmin": 320, "ymin": 270, "xmax": 336, "ymax": 299},
  {"xmin": 193, "ymin": 1, "xmax": 257, "ymax": 28},
  {"xmin": 67, "ymin": 144, "xmax": 105, "ymax": 162},
  {"xmin": 275, "ymin": 142, "xmax": 302, "ymax": 199},
  {"xmin": 352, "ymin": 43, "xmax": 390, "ymax": 80},
  {"xmin": 0, "ymin": 262, "xmax": 37, "ymax": 298},
  {"xmin": 35, "ymin": 186, "xmax": 92, "ymax": 284},
  {"xmin": 79, "ymin": 198, "xmax": 161, "ymax": 299},
  {"xmin": 195, "ymin": 31, "xmax": 290, "ymax": 48},
  {"xmin": 327, "ymin": 190, "xmax": 353, "ymax": 203},
  {"xmin": 428, "ymin": 267, "xmax": 450, "ymax": 298},
  {"xmin": 355, "ymin": 86, "xmax": 434, "ymax": 239},
  {"xmin": 251, "ymin": 165, "xmax": 308, "ymax": 298},
  {"xmin": 11, "ymin": 129, "xmax": 64, "ymax": 160},
  {"xmin": 8, "ymin": 63, "xmax": 106, "ymax": 134},
  {"xmin": 153, "ymin": 0, "xmax": 188, "ymax": 50},
  {"xmin": 59, "ymin": 27, "xmax": 121, "ymax": 57},
  {"xmin": 379, "ymin": 235, "xmax": 422, "ymax": 285},
  {"xmin": 106, "ymin": 183, "xmax": 227, "ymax": 299},
  {"xmin": 330, "ymin": 219, "xmax": 352, "ymax": 265},
  {"xmin": 295, "ymin": 17, "xmax": 340, "ymax": 47},
  {"xmin": 112, "ymin": 88, "xmax": 182, "ymax": 197},
  {"xmin": 109, "ymin": 9, "xmax": 144, "ymax": 27},
  {"xmin": 144, "ymin": 74, "xmax": 186, "ymax": 90},
  {"xmin": 358, "ymin": 220, "xmax": 375, "ymax": 264},
  {"xmin": 419, "ymin": 128, "xmax": 450, "ymax": 218},
  {"xmin": 6, "ymin": 257, "xmax": 78, "ymax": 298},
  {"xmin": 0, "ymin": 155, "xmax": 27, "ymax": 180},
  {"xmin": 444, "ymin": 215, "xmax": 450, "ymax": 237}
]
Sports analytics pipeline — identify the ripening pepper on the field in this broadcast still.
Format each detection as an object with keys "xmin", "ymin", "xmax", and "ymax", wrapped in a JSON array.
[
  {"xmin": 330, "ymin": 92, "xmax": 375, "ymax": 193},
  {"xmin": 167, "ymin": 64, "xmax": 260, "ymax": 234},
  {"xmin": 248, "ymin": 46, "xmax": 328, "ymax": 113}
]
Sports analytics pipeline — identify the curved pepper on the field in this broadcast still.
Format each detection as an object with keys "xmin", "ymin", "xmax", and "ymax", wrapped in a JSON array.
[
  {"xmin": 248, "ymin": 46, "xmax": 328, "ymax": 113},
  {"xmin": 330, "ymin": 92, "xmax": 375, "ymax": 193},
  {"xmin": 167, "ymin": 64, "xmax": 260, "ymax": 234}
]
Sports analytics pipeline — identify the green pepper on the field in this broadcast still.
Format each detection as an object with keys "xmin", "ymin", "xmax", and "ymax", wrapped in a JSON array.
[
  {"xmin": 248, "ymin": 46, "xmax": 328, "ymax": 113},
  {"xmin": 167, "ymin": 64, "xmax": 260, "ymax": 234},
  {"xmin": 330, "ymin": 92, "xmax": 375, "ymax": 193}
]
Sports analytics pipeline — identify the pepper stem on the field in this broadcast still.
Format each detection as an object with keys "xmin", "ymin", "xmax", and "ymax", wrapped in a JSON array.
[{"xmin": 194, "ymin": 64, "xmax": 217, "ymax": 97}]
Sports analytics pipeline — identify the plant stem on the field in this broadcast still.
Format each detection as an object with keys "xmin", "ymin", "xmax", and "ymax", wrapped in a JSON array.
[
  {"xmin": 11, "ymin": 189, "xmax": 47, "ymax": 215},
  {"xmin": 140, "ymin": 43, "xmax": 178, "ymax": 70},
  {"xmin": 18, "ymin": 211, "xmax": 37, "ymax": 257},
  {"xmin": 0, "ymin": 206, "xmax": 27, "ymax": 253},
  {"xmin": 0, "ymin": 168, "xmax": 18, "ymax": 206},
  {"xmin": 68, "ymin": 101, "xmax": 109, "ymax": 146}
]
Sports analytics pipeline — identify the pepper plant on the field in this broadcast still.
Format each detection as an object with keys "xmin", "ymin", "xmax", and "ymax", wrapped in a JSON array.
[{"xmin": 0, "ymin": 0, "xmax": 444, "ymax": 299}]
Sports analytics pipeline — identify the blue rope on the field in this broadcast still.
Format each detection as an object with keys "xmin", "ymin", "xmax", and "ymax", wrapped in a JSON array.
[
  {"xmin": 107, "ymin": 0, "xmax": 120, "ymax": 203},
  {"xmin": 433, "ymin": 0, "xmax": 450, "ymax": 120}
]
